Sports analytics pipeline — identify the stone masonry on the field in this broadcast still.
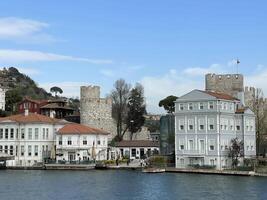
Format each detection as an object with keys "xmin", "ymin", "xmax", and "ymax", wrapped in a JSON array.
[
  {"xmin": 80, "ymin": 86, "xmax": 116, "ymax": 140},
  {"xmin": 205, "ymin": 73, "xmax": 244, "ymax": 103}
]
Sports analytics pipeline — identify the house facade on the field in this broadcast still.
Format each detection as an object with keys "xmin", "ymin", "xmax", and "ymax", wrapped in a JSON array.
[
  {"xmin": 0, "ymin": 112, "xmax": 67, "ymax": 166},
  {"xmin": 56, "ymin": 123, "xmax": 109, "ymax": 162},
  {"xmin": 175, "ymin": 90, "xmax": 256, "ymax": 169},
  {"xmin": 115, "ymin": 140, "xmax": 160, "ymax": 160}
]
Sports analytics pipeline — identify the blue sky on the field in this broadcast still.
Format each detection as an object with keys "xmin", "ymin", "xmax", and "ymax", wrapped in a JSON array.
[{"xmin": 0, "ymin": 0, "xmax": 267, "ymax": 113}]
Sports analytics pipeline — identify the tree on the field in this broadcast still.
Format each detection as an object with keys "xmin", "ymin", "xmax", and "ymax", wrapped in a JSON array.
[
  {"xmin": 126, "ymin": 83, "xmax": 146, "ymax": 140},
  {"xmin": 159, "ymin": 95, "xmax": 178, "ymax": 113},
  {"xmin": 110, "ymin": 79, "xmax": 131, "ymax": 141},
  {"xmin": 5, "ymin": 89, "xmax": 23, "ymax": 113},
  {"xmin": 228, "ymin": 138, "xmax": 244, "ymax": 168},
  {"xmin": 246, "ymin": 88, "xmax": 267, "ymax": 156},
  {"xmin": 50, "ymin": 86, "xmax": 63, "ymax": 97}
]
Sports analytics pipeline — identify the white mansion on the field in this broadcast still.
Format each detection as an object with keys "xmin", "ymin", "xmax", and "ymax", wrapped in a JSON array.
[
  {"xmin": 0, "ymin": 111, "xmax": 109, "ymax": 166},
  {"xmin": 175, "ymin": 90, "xmax": 256, "ymax": 169}
]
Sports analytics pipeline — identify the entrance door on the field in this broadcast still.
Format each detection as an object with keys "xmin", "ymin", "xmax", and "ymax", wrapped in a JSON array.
[
  {"xmin": 140, "ymin": 148, "xmax": 145, "ymax": 159},
  {"xmin": 68, "ymin": 153, "xmax": 76, "ymax": 162}
]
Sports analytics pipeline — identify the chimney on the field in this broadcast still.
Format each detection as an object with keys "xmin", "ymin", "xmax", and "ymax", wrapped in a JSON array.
[{"xmin": 24, "ymin": 109, "xmax": 29, "ymax": 116}]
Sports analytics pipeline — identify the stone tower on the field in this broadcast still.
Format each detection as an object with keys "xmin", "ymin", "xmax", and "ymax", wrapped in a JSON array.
[
  {"xmin": 205, "ymin": 73, "xmax": 244, "ymax": 104},
  {"xmin": 80, "ymin": 86, "xmax": 116, "ymax": 140}
]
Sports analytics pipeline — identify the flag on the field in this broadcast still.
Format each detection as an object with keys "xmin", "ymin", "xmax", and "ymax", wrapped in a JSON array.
[{"xmin": 237, "ymin": 59, "xmax": 240, "ymax": 64}]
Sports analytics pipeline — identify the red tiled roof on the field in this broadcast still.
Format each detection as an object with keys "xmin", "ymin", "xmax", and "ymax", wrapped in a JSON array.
[
  {"xmin": 200, "ymin": 90, "xmax": 240, "ymax": 101},
  {"xmin": 40, "ymin": 103, "xmax": 74, "ymax": 110},
  {"xmin": 0, "ymin": 113, "xmax": 62, "ymax": 124},
  {"xmin": 57, "ymin": 123, "xmax": 109, "ymax": 135},
  {"xmin": 22, "ymin": 97, "xmax": 49, "ymax": 105},
  {"xmin": 115, "ymin": 140, "xmax": 159, "ymax": 148}
]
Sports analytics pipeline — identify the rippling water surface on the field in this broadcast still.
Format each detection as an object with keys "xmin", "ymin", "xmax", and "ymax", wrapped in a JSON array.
[{"xmin": 0, "ymin": 170, "xmax": 266, "ymax": 200}]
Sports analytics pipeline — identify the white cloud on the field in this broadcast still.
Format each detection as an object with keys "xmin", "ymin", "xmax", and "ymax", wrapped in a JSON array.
[
  {"xmin": 141, "ymin": 69, "xmax": 203, "ymax": 114},
  {"xmin": 246, "ymin": 66, "xmax": 267, "ymax": 95},
  {"xmin": 0, "ymin": 49, "xmax": 113, "ymax": 64},
  {"xmin": 0, "ymin": 17, "xmax": 56, "ymax": 43}
]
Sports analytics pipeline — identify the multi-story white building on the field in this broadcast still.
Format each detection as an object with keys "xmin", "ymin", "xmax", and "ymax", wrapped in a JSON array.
[
  {"xmin": 0, "ymin": 88, "xmax": 6, "ymax": 111},
  {"xmin": 0, "ymin": 111, "xmax": 67, "ymax": 166},
  {"xmin": 56, "ymin": 123, "xmax": 109, "ymax": 162},
  {"xmin": 0, "ymin": 111, "xmax": 110, "ymax": 166},
  {"xmin": 175, "ymin": 89, "xmax": 256, "ymax": 169}
]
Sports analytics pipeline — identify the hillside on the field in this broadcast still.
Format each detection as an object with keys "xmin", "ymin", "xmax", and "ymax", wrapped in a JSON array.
[{"xmin": 0, "ymin": 67, "xmax": 53, "ymax": 114}]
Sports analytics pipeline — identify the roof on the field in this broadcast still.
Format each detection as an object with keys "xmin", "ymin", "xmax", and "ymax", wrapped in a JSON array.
[
  {"xmin": 57, "ymin": 123, "xmax": 109, "ymax": 135},
  {"xmin": 200, "ymin": 90, "xmax": 240, "ymax": 101},
  {"xmin": 115, "ymin": 140, "xmax": 159, "ymax": 148},
  {"xmin": 40, "ymin": 103, "xmax": 74, "ymax": 110},
  {"xmin": 0, "ymin": 113, "xmax": 63, "ymax": 124},
  {"xmin": 20, "ymin": 97, "xmax": 49, "ymax": 105}
]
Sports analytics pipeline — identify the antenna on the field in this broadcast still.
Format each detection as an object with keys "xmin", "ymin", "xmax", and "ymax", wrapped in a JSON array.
[{"xmin": 236, "ymin": 58, "xmax": 240, "ymax": 74}]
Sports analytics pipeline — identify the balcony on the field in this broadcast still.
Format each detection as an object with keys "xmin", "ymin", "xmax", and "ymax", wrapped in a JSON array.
[{"xmin": 177, "ymin": 150, "xmax": 205, "ymax": 156}]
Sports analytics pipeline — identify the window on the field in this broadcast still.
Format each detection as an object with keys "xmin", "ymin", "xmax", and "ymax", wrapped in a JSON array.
[
  {"xmin": 28, "ymin": 128, "xmax": 32, "ymax": 140},
  {"xmin": 180, "ymin": 159, "xmax": 184, "ymax": 165},
  {"xmin": 34, "ymin": 128, "xmax": 39, "ymax": 140},
  {"xmin": 5, "ymin": 129, "xmax": 8, "ymax": 139},
  {"xmin": 21, "ymin": 146, "xmax": 24, "ymax": 156},
  {"xmin": 97, "ymin": 140, "xmax": 101, "ymax": 145},
  {"xmin": 189, "ymin": 103, "xmax": 193, "ymax": 110},
  {"xmin": 209, "ymin": 124, "xmax": 214, "ymax": 130},
  {"xmin": 0, "ymin": 128, "xmax": 3, "ymax": 139},
  {"xmin": 10, "ymin": 146, "xmax": 13, "ymax": 155},
  {"xmin": 28, "ymin": 145, "xmax": 32, "ymax": 156},
  {"xmin": 0, "ymin": 145, "xmax": 2, "ymax": 152},
  {"xmin": 180, "ymin": 125, "xmax": 184, "ymax": 130},
  {"xmin": 180, "ymin": 145, "xmax": 184, "ymax": 150},
  {"xmin": 34, "ymin": 145, "xmax": 38, "ymax": 156},
  {"xmin": 58, "ymin": 136, "xmax": 62, "ymax": 145},
  {"xmin": 223, "ymin": 103, "xmax": 227, "ymax": 110},
  {"xmin": 251, "ymin": 146, "xmax": 253, "ymax": 151},
  {"xmin": 209, "ymin": 145, "xmax": 214, "ymax": 151},
  {"xmin": 4, "ymin": 145, "xmax": 8, "ymax": 153},
  {"xmin": 199, "ymin": 125, "xmax": 204, "ymax": 130},
  {"xmin": 200, "ymin": 140, "xmax": 205, "ymax": 153},
  {"xmin": 21, "ymin": 128, "xmax": 25, "ymax": 139},
  {"xmin": 209, "ymin": 102, "xmax": 214, "ymax": 109},
  {"xmin": 210, "ymin": 159, "xmax": 215, "ymax": 166},
  {"xmin": 179, "ymin": 104, "xmax": 184, "ymax": 111},
  {"xmin": 225, "ymin": 145, "xmax": 228, "ymax": 150},
  {"xmin": 46, "ymin": 128, "xmax": 49, "ymax": 139},
  {"xmin": 189, "ymin": 125, "xmax": 194, "ymax": 130},
  {"xmin": 131, "ymin": 149, "xmax": 136, "ymax": 157},
  {"xmin": 67, "ymin": 137, "xmax": 72, "ymax": 145},
  {"xmin": 189, "ymin": 140, "xmax": 194, "ymax": 150},
  {"xmin": 42, "ymin": 128, "xmax": 45, "ymax": 139},
  {"xmin": 236, "ymin": 125, "xmax": 240, "ymax": 131},
  {"xmin": 10, "ymin": 129, "xmax": 14, "ymax": 139},
  {"xmin": 199, "ymin": 102, "xmax": 204, "ymax": 110},
  {"xmin": 83, "ymin": 137, "xmax": 87, "ymax": 145}
]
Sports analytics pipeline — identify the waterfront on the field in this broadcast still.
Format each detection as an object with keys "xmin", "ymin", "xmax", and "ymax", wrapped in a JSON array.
[{"xmin": 0, "ymin": 170, "xmax": 266, "ymax": 200}]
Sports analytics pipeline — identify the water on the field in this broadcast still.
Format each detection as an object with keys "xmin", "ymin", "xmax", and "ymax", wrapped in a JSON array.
[{"xmin": 0, "ymin": 170, "xmax": 266, "ymax": 200}]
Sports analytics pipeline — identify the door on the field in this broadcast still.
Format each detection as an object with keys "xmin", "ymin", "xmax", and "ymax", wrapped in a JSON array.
[
  {"xmin": 68, "ymin": 153, "xmax": 76, "ymax": 161},
  {"xmin": 140, "ymin": 148, "xmax": 145, "ymax": 159}
]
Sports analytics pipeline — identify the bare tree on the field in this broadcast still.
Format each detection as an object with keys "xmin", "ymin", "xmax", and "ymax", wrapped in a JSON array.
[
  {"xmin": 110, "ymin": 79, "xmax": 131, "ymax": 141},
  {"xmin": 248, "ymin": 88, "xmax": 266, "ymax": 156}
]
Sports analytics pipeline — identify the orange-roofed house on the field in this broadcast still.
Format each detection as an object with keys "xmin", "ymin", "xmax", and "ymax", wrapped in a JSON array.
[
  {"xmin": 0, "ymin": 111, "xmax": 69, "ymax": 167},
  {"xmin": 56, "ymin": 123, "xmax": 109, "ymax": 163}
]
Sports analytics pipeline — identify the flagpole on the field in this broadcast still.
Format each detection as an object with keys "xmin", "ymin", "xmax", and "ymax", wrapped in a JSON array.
[{"xmin": 236, "ymin": 58, "xmax": 240, "ymax": 74}]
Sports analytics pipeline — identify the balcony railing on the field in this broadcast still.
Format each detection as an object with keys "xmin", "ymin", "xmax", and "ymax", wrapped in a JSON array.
[{"xmin": 177, "ymin": 150, "xmax": 205, "ymax": 156}]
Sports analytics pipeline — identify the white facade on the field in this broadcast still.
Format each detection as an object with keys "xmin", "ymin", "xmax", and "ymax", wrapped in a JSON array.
[
  {"xmin": 118, "ymin": 146, "xmax": 159, "ymax": 160},
  {"xmin": 0, "ymin": 120, "xmax": 65, "ymax": 166},
  {"xmin": 0, "ymin": 88, "xmax": 6, "ymax": 111},
  {"xmin": 56, "ymin": 133, "xmax": 108, "ymax": 162},
  {"xmin": 175, "ymin": 90, "xmax": 256, "ymax": 169}
]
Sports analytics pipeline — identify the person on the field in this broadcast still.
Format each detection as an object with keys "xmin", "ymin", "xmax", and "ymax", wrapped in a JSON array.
[
  {"xmin": 116, "ymin": 158, "xmax": 119, "ymax": 166},
  {"xmin": 127, "ymin": 158, "xmax": 130, "ymax": 166}
]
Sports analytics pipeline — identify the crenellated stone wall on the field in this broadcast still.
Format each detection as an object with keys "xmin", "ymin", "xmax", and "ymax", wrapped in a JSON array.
[{"xmin": 80, "ymin": 86, "xmax": 116, "ymax": 140}]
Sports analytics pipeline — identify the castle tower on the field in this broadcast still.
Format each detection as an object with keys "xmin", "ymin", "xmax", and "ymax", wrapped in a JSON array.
[
  {"xmin": 205, "ymin": 73, "xmax": 244, "ymax": 104},
  {"xmin": 80, "ymin": 86, "xmax": 116, "ymax": 140}
]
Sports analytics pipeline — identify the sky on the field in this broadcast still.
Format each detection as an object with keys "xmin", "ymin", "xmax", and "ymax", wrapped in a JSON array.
[{"xmin": 0, "ymin": 0, "xmax": 267, "ymax": 113}]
